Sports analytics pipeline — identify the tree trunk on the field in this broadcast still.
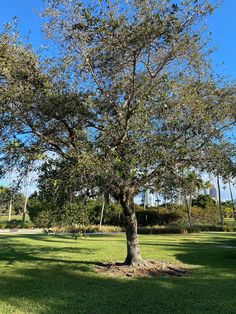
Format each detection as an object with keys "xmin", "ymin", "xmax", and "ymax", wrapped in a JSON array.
[
  {"xmin": 22, "ymin": 195, "xmax": 28, "ymax": 222},
  {"xmin": 186, "ymin": 202, "xmax": 192, "ymax": 228},
  {"xmin": 22, "ymin": 168, "xmax": 32, "ymax": 222},
  {"xmin": 124, "ymin": 211, "xmax": 142, "ymax": 266},
  {"xmin": 120, "ymin": 193, "xmax": 142, "ymax": 266},
  {"xmin": 99, "ymin": 197, "xmax": 105, "ymax": 231},
  {"xmin": 143, "ymin": 191, "xmax": 146, "ymax": 210},
  {"xmin": 228, "ymin": 180, "xmax": 236, "ymax": 220},
  {"xmin": 8, "ymin": 194, "xmax": 13, "ymax": 222},
  {"xmin": 184, "ymin": 192, "xmax": 192, "ymax": 228},
  {"xmin": 217, "ymin": 174, "xmax": 224, "ymax": 226}
]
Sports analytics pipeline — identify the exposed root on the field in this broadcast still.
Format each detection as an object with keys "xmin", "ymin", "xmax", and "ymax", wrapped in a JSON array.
[{"xmin": 96, "ymin": 260, "xmax": 189, "ymax": 278}]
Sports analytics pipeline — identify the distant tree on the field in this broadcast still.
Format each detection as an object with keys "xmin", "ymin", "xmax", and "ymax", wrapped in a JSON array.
[
  {"xmin": 228, "ymin": 180, "xmax": 236, "ymax": 219},
  {"xmin": 181, "ymin": 171, "xmax": 204, "ymax": 227},
  {"xmin": 192, "ymin": 194, "xmax": 216, "ymax": 209}
]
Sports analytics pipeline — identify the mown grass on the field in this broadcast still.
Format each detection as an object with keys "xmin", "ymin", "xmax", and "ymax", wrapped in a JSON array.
[
  {"xmin": 0, "ymin": 232, "xmax": 235, "ymax": 314},
  {"xmin": 0, "ymin": 215, "xmax": 32, "ymax": 229},
  {"xmin": 225, "ymin": 218, "xmax": 236, "ymax": 226},
  {"xmin": 0, "ymin": 215, "xmax": 30, "ymax": 222}
]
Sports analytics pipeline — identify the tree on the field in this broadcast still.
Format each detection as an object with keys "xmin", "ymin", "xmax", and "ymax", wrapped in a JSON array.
[
  {"xmin": 228, "ymin": 180, "xmax": 236, "ymax": 219},
  {"xmin": 181, "ymin": 170, "xmax": 204, "ymax": 227},
  {"xmin": 202, "ymin": 143, "xmax": 236, "ymax": 225},
  {"xmin": 192, "ymin": 194, "xmax": 216, "ymax": 209},
  {"xmin": 1, "ymin": 0, "xmax": 235, "ymax": 265},
  {"xmin": 216, "ymin": 173, "xmax": 224, "ymax": 226}
]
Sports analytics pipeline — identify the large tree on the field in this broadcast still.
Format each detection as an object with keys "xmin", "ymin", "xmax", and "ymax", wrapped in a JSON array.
[{"xmin": 0, "ymin": 0, "xmax": 235, "ymax": 265}]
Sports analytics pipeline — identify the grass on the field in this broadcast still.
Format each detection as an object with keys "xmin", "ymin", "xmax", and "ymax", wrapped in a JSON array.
[
  {"xmin": 225, "ymin": 218, "xmax": 236, "ymax": 226},
  {"xmin": 0, "ymin": 232, "xmax": 235, "ymax": 314},
  {"xmin": 0, "ymin": 215, "xmax": 32, "ymax": 229},
  {"xmin": 0, "ymin": 214, "xmax": 30, "ymax": 222}
]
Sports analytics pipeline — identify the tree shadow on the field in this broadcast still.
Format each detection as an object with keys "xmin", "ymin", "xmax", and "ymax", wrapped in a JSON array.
[
  {"xmin": 0, "ymin": 234, "xmax": 98, "ymax": 266},
  {"xmin": 141, "ymin": 234, "xmax": 236, "ymax": 270},
  {"xmin": 0, "ymin": 263, "xmax": 236, "ymax": 314},
  {"xmin": 0, "ymin": 234, "xmax": 236, "ymax": 313}
]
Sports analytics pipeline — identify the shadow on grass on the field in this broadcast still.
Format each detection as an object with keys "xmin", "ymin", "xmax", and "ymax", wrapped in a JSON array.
[
  {"xmin": 141, "ymin": 235, "xmax": 236, "ymax": 270},
  {"xmin": 0, "ymin": 234, "xmax": 236, "ymax": 314},
  {"xmin": 0, "ymin": 234, "xmax": 97, "ymax": 265}
]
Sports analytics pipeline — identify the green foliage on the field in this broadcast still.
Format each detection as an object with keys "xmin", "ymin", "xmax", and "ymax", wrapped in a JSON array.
[
  {"xmin": 27, "ymin": 200, "xmax": 52, "ymax": 228},
  {"xmin": 136, "ymin": 210, "xmax": 181, "ymax": 226},
  {"xmin": 4, "ymin": 219, "xmax": 33, "ymax": 229},
  {"xmin": 223, "ymin": 206, "xmax": 234, "ymax": 218},
  {"xmin": 137, "ymin": 225, "xmax": 195, "ymax": 235},
  {"xmin": 192, "ymin": 194, "xmax": 216, "ymax": 209},
  {"xmin": 1, "ymin": 0, "xmax": 235, "ymax": 262},
  {"xmin": 0, "ymin": 186, "xmax": 24, "ymax": 215}
]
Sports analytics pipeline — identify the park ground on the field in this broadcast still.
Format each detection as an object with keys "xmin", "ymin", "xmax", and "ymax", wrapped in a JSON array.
[{"xmin": 0, "ymin": 232, "xmax": 236, "ymax": 314}]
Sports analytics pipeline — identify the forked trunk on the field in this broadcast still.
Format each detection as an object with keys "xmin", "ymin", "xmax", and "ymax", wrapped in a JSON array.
[{"xmin": 124, "ymin": 211, "xmax": 142, "ymax": 266}]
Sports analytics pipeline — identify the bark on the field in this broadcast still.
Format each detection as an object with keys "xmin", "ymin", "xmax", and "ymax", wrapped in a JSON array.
[
  {"xmin": 184, "ymin": 192, "xmax": 192, "ymax": 228},
  {"xmin": 143, "ymin": 191, "xmax": 146, "ymax": 210},
  {"xmin": 228, "ymin": 180, "xmax": 236, "ymax": 220},
  {"xmin": 99, "ymin": 197, "xmax": 105, "ymax": 231},
  {"xmin": 124, "ymin": 211, "xmax": 142, "ymax": 266},
  {"xmin": 23, "ymin": 169, "xmax": 32, "ymax": 222},
  {"xmin": 120, "ymin": 193, "xmax": 142, "ymax": 266},
  {"xmin": 217, "ymin": 174, "xmax": 224, "ymax": 226},
  {"xmin": 104, "ymin": 192, "xmax": 110, "ymax": 206},
  {"xmin": 8, "ymin": 195, "xmax": 13, "ymax": 222},
  {"xmin": 22, "ymin": 195, "xmax": 28, "ymax": 222},
  {"xmin": 69, "ymin": 190, "xmax": 75, "ymax": 226},
  {"xmin": 186, "ymin": 202, "xmax": 192, "ymax": 228}
]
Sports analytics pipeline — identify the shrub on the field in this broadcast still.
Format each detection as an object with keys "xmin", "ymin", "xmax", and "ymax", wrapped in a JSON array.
[
  {"xmin": 136, "ymin": 210, "xmax": 181, "ymax": 226},
  {"xmin": 192, "ymin": 194, "xmax": 216, "ymax": 208},
  {"xmin": 137, "ymin": 225, "xmax": 200, "ymax": 234},
  {"xmin": 49, "ymin": 224, "xmax": 124, "ymax": 234},
  {"xmin": 5, "ymin": 219, "xmax": 34, "ymax": 229}
]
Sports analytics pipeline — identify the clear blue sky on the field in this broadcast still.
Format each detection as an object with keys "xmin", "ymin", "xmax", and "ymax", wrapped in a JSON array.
[
  {"xmin": 1, "ymin": 0, "xmax": 236, "ymax": 78},
  {"xmin": 0, "ymin": 0, "xmax": 235, "ymax": 200}
]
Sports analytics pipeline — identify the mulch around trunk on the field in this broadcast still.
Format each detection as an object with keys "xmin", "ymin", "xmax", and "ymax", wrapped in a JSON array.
[{"xmin": 96, "ymin": 260, "xmax": 189, "ymax": 278}]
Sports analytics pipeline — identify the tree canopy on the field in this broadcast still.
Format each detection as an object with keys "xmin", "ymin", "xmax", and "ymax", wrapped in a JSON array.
[{"xmin": 0, "ymin": 0, "xmax": 235, "ymax": 265}]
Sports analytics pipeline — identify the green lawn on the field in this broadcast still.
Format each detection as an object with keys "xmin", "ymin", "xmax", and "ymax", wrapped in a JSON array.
[
  {"xmin": 225, "ymin": 218, "xmax": 236, "ymax": 226},
  {"xmin": 0, "ymin": 215, "xmax": 24, "ymax": 222},
  {"xmin": 0, "ymin": 215, "xmax": 31, "ymax": 228},
  {"xmin": 0, "ymin": 232, "xmax": 235, "ymax": 314}
]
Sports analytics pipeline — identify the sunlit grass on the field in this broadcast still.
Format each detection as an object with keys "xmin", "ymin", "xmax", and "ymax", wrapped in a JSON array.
[{"xmin": 0, "ymin": 232, "xmax": 235, "ymax": 314}]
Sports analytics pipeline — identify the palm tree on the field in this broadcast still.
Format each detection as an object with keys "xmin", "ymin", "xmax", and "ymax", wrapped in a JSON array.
[
  {"xmin": 228, "ymin": 179, "xmax": 236, "ymax": 220},
  {"xmin": 182, "ymin": 171, "xmax": 204, "ymax": 228},
  {"xmin": 216, "ymin": 173, "xmax": 224, "ymax": 226}
]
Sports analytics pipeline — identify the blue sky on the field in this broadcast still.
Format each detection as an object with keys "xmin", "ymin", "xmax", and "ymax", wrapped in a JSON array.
[
  {"xmin": 0, "ymin": 0, "xmax": 236, "ymax": 77},
  {"xmin": 0, "ymin": 0, "xmax": 235, "ymax": 200}
]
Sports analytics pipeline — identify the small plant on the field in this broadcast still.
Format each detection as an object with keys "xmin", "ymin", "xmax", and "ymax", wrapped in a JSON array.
[{"xmin": 72, "ymin": 231, "xmax": 87, "ymax": 240}]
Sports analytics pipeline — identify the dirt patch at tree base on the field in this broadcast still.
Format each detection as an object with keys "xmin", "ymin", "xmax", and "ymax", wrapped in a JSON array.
[{"xmin": 96, "ymin": 260, "xmax": 189, "ymax": 278}]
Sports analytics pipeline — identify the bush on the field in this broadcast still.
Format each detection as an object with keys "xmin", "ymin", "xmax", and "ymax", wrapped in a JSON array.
[
  {"xmin": 137, "ymin": 225, "xmax": 200, "ymax": 234},
  {"xmin": 136, "ymin": 210, "xmax": 181, "ymax": 226},
  {"xmin": 28, "ymin": 200, "xmax": 52, "ymax": 227},
  {"xmin": 190, "ymin": 206, "xmax": 218, "ymax": 225},
  {"xmin": 192, "ymin": 194, "xmax": 216, "ymax": 208},
  {"xmin": 223, "ymin": 207, "xmax": 235, "ymax": 218},
  {"xmin": 5, "ymin": 219, "xmax": 34, "ymax": 229},
  {"xmin": 49, "ymin": 224, "xmax": 124, "ymax": 234}
]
